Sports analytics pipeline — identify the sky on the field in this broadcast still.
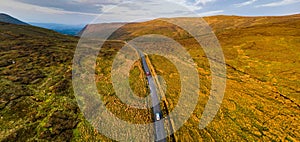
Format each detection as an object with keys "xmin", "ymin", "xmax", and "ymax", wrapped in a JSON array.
[{"xmin": 0, "ymin": 0, "xmax": 299, "ymax": 25}]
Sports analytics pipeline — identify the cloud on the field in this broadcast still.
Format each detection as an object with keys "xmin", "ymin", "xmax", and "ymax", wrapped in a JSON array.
[
  {"xmin": 0, "ymin": 0, "xmax": 98, "ymax": 24},
  {"xmin": 13, "ymin": 0, "xmax": 122, "ymax": 14},
  {"xmin": 3, "ymin": 0, "xmax": 217, "ymax": 24},
  {"xmin": 4, "ymin": 0, "xmax": 99, "ymax": 16},
  {"xmin": 97, "ymin": 0, "xmax": 204, "ymax": 23},
  {"xmin": 166, "ymin": 0, "xmax": 202, "ymax": 11},
  {"xmin": 199, "ymin": 10, "xmax": 224, "ymax": 16},
  {"xmin": 12, "ymin": 0, "xmax": 206, "ymax": 14},
  {"xmin": 234, "ymin": 0, "xmax": 257, "ymax": 7},
  {"xmin": 194, "ymin": 0, "xmax": 217, "ymax": 5},
  {"xmin": 12, "ymin": 0, "xmax": 208, "ymax": 14},
  {"xmin": 165, "ymin": 0, "xmax": 217, "ymax": 11},
  {"xmin": 256, "ymin": 0, "xmax": 300, "ymax": 7}
]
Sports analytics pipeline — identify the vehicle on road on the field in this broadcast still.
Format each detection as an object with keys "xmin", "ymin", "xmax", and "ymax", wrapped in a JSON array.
[
  {"xmin": 146, "ymin": 71, "xmax": 151, "ymax": 76},
  {"xmin": 155, "ymin": 113, "xmax": 161, "ymax": 121}
]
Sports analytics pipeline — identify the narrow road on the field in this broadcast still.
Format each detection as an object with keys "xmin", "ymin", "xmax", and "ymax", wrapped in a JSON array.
[
  {"xmin": 138, "ymin": 51, "xmax": 167, "ymax": 142},
  {"xmin": 122, "ymin": 41, "xmax": 167, "ymax": 141}
]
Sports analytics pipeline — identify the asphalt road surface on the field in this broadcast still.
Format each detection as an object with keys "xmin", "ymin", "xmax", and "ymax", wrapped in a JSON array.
[{"xmin": 138, "ymin": 51, "xmax": 167, "ymax": 142}]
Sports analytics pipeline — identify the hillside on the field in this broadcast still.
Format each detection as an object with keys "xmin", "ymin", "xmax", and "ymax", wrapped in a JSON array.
[
  {"xmin": 0, "ymin": 14, "xmax": 299, "ymax": 141},
  {"xmin": 144, "ymin": 15, "xmax": 300, "ymax": 141},
  {"xmin": 0, "ymin": 22, "xmax": 112, "ymax": 141},
  {"xmin": 81, "ymin": 14, "xmax": 300, "ymax": 141},
  {"xmin": 77, "ymin": 22, "xmax": 127, "ymax": 37},
  {"xmin": 0, "ymin": 13, "xmax": 28, "ymax": 25}
]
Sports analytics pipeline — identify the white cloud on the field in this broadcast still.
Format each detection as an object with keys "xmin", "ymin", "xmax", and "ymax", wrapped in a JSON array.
[
  {"xmin": 1, "ymin": 0, "xmax": 212, "ymax": 24},
  {"xmin": 73, "ymin": 0, "xmax": 121, "ymax": 4},
  {"xmin": 0, "ymin": 0, "xmax": 98, "ymax": 24},
  {"xmin": 166, "ymin": 0, "xmax": 217, "ymax": 11},
  {"xmin": 3, "ymin": 0, "xmax": 99, "ymax": 16},
  {"xmin": 234, "ymin": 0, "xmax": 257, "ymax": 7},
  {"xmin": 199, "ymin": 10, "xmax": 224, "ymax": 16},
  {"xmin": 13, "ymin": 0, "xmax": 123, "ymax": 13},
  {"xmin": 256, "ymin": 0, "xmax": 300, "ymax": 7},
  {"xmin": 101, "ymin": 5, "xmax": 117, "ymax": 12},
  {"xmin": 194, "ymin": 0, "xmax": 217, "ymax": 5},
  {"xmin": 96, "ymin": 0, "xmax": 204, "ymax": 23},
  {"xmin": 167, "ymin": 0, "xmax": 203, "ymax": 11}
]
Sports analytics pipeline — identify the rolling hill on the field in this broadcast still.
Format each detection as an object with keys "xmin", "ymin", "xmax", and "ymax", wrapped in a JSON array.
[
  {"xmin": 89, "ymin": 14, "xmax": 300, "ymax": 141},
  {"xmin": 77, "ymin": 22, "xmax": 127, "ymax": 37},
  {"xmin": 0, "ymin": 14, "xmax": 299, "ymax": 141},
  {"xmin": 0, "ymin": 13, "xmax": 28, "ymax": 25}
]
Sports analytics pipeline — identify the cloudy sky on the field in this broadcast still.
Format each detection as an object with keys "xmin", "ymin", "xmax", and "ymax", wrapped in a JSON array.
[{"xmin": 0, "ymin": 0, "xmax": 299, "ymax": 24}]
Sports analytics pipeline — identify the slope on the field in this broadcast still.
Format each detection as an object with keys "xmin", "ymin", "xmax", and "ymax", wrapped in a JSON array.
[
  {"xmin": 0, "ymin": 13, "xmax": 28, "ymax": 25},
  {"xmin": 93, "ymin": 14, "xmax": 300, "ymax": 141}
]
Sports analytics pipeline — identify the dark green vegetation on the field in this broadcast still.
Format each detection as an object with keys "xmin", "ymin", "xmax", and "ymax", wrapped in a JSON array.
[
  {"xmin": 128, "ymin": 61, "xmax": 150, "ymax": 98},
  {"xmin": 0, "ymin": 22, "xmax": 111, "ymax": 141},
  {"xmin": 0, "ymin": 13, "xmax": 28, "ymax": 25},
  {"xmin": 0, "ymin": 14, "xmax": 299, "ymax": 141}
]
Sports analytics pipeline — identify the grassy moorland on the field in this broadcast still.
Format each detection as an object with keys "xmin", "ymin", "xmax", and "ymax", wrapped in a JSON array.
[
  {"xmin": 106, "ymin": 14, "xmax": 300, "ymax": 141},
  {"xmin": 0, "ymin": 22, "xmax": 152, "ymax": 141},
  {"xmin": 0, "ymin": 14, "xmax": 299, "ymax": 141},
  {"xmin": 0, "ymin": 22, "xmax": 112, "ymax": 141},
  {"xmin": 0, "ymin": 22, "xmax": 79, "ymax": 141}
]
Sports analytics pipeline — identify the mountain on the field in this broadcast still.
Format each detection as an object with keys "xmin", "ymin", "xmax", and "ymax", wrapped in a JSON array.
[
  {"xmin": 89, "ymin": 14, "xmax": 299, "ymax": 141},
  {"xmin": 77, "ymin": 22, "xmax": 127, "ymax": 37},
  {"xmin": 0, "ymin": 13, "xmax": 28, "ymax": 25},
  {"xmin": 30, "ymin": 23, "xmax": 85, "ymax": 36},
  {"xmin": 0, "ymin": 14, "xmax": 299, "ymax": 141}
]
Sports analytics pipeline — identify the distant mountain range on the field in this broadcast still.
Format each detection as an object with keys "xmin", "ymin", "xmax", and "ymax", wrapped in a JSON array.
[
  {"xmin": 29, "ymin": 23, "xmax": 85, "ymax": 36},
  {"xmin": 0, "ymin": 13, "xmax": 84, "ymax": 36},
  {"xmin": 0, "ymin": 13, "xmax": 28, "ymax": 25}
]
